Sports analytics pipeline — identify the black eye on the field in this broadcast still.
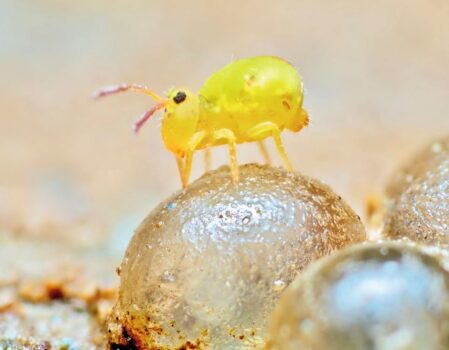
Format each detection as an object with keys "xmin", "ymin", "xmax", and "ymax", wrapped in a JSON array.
[{"xmin": 173, "ymin": 91, "xmax": 187, "ymax": 104}]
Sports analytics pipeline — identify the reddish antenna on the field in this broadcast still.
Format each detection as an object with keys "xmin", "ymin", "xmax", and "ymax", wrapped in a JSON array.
[
  {"xmin": 94, "ymin": 83, "xmax": 168, "ymax": 133},
  {"xmin": 93, "ymin": 84, "xmax": 163, "ymax": 101},
  {"xmin": 133, "ymin": 101, "xmax": 167, "ymax": 133}
]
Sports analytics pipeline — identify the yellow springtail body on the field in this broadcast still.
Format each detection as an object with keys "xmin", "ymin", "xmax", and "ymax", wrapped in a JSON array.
[{"xmin": 95, "ymin": 56, "xmax": 309, "ymax": 188}]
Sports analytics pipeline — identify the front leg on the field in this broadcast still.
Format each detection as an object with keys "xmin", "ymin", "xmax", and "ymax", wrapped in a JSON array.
[
  {"xmin": 175, "ymin": 154, "xmax": 185, "ymax": 187},
  {"xmin": 212, "ymin": 129, "xmax": 239, "ymax": 183},
  {"xmin": 181, "ymin": 131, "xmax": 206, "ymax": 188}
]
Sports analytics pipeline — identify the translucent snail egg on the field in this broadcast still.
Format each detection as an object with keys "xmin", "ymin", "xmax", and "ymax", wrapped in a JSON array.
[
  {"xmin": 267, "ymin": 242, "xmax": 449, "ymax": 350},
  {"xmin": 107, "ymin": 164, "xmax": 366, "ymax": 349},
  {"xmin": 383, "ymin": 135, "xmax": 449, "ymax": 248}
]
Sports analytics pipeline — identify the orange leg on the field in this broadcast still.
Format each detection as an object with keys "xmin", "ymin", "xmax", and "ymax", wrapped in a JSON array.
[
  {"xmin": 180, "ymin": 131, "xmax": 207, "ymax": 188},
  {"xmin": 175, "ymin": 154, "xmax": 186, "ymax": 188},
  {"xmin": 183, "ymin": 152, "xmax": 194, "ymax": 189}
]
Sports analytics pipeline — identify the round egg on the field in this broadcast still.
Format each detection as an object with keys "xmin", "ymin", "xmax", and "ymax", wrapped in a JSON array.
[
  {"xmin": 267, "ymin": 242, "xmax": 449, "ymax": 350},
  {"xmin": 107, "ymin": 164, "xmax": 366, "ymax": 349},
  {"xmin": 383, "ymin": 135, "xmax": 449, "ymax": 248}
]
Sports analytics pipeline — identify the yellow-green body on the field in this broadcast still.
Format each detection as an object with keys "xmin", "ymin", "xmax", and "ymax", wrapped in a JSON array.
[
  {"xmin": 199, "ymin": 56, "xmax": 306, "ymax": 144},
  {"xmin": 96, "ymin": 56, "xmax": 309, "ymax": 187},
  {"xmin": 162, "ymin": 56, "xmax": 308, "ymax": 155}
]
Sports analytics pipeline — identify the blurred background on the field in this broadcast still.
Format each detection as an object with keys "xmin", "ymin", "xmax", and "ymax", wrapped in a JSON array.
[{"xmin": 1, "ymin": 0, "xmax": 448, "ymax": 252}]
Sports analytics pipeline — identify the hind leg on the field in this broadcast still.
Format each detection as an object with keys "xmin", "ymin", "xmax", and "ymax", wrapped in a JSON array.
[
  {"xmin": 257, "ymin": 140, "xmax": 271, "ymax": 165},
  {"xmin": 212, "ymin": 129, "xmax": 239, "ymax": 183},
  {"xmin": 247, "ymin": 122, "xmax": 293, "ymax": 171},
  {"xmin": 204, "ymin": 147, "xmax": 211, "ymax": 173}
]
